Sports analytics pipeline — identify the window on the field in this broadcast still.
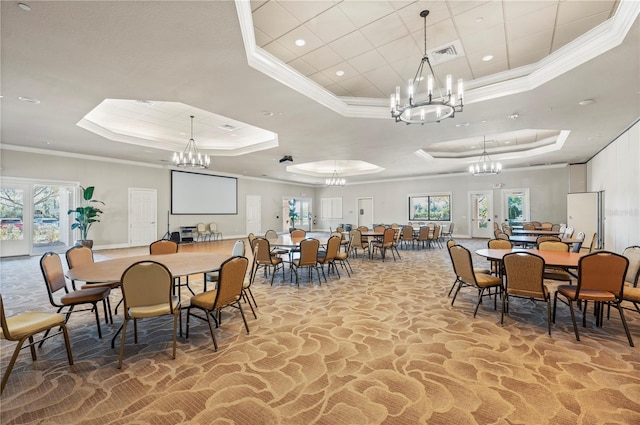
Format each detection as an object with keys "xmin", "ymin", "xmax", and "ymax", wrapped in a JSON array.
[
  {"xmin": 409, "ymin": 194, "xmax": 451, "ymax": 221},
  {"xmin": 502, "ymin": 189, "xmax": 529, "ymax": 226}
]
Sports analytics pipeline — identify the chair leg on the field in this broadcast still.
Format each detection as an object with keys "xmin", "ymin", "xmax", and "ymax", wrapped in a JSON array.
[
  {"xmin": 172, "ymin": 311, "xmax": 178, "ymax": 359},
  {"xmin": 473, "ymin": 288, "xmax": 486, "ymax": 317},
  {"xmin": 118, "ymin": 318, "xmax": 128, "ymax": 369},
  {"xmin": 545, "ymin": 298, "xmax": 552, "ymax": 336},
  {"xmin": 451, "ymin": 279, "xmax": 463, "ymax": 306},
  {"xmin": 501, "ymin": 293, "xmax": 508, "ymax": 326},
  {"xmin": 567, "ymin": 299, "xmax": 580, "ymax": 341},
  {"xmin": 205, "ymin": 309, "xmax": 218, "ymax": 352},
  {"xmin": 616, "ymin": 304, "xmax": 635, "ymax": 347},
  {"xmin": 1, "ymin": 336, "xmax": 28, "ymax": 393},
  {"xmin": 243, "ymin": 289, "xmax": 257, "ymax": 319},
  {"xmin": 237, "ymin": 302, "xmax": 250, "ymax": 334},
  {"xmin": 93, "ymin": 302, "xmax": 103, "ymax": 339}
]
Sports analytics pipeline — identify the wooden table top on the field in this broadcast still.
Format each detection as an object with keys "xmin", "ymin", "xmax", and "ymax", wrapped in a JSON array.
[
  {"xmin": 475, "ymin": 248, "xmax": 585, "ymax": 268},
  {"xmin": 66, "ymin": 252, "xmax": 230, "ymax": 283},
  {"xmin": 269, "ymin": 235, "xmax": 330, "ymax": 248},
  {"xmin": 508, "ymin": 235, "xmax": 583, "ymax": 245},
  {"xmin": 511, "ymin": 229, "xmax": 563, "ymax": 236}
]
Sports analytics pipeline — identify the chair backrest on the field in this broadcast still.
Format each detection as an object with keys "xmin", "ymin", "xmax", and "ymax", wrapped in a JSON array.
[
  {"xmin": 447, "ymin": 239, "xmax": 456, "ymax": 250},
  {"xmin": 431, "ymin": 225, "xmax": 441, "ymax": 240},
  {"xmin": 523, "ymin": 223, "xmax": 535, "ymax": 230},
  {"xmin": 197, "ymin": 223, "xmax": 206, "ymax": 232},
  {"xmin": 374, "ymin": 225, "xmax": 386, "ymax": 233},
  {"xmin": 382, "ymin": 228, "xmax": 394, "ymax": 246},
  {"xmin": 298, "ymin": 238, "xmax": 320, "ymax": 266},
  {"xmin": 231, "ymin": 239, "xmax": 245, "ymax": 256},
  {"xmin": 493, "ymin": 222, "xmax": 499, "ymax": 231},
  {"xmin": 587, "ymin": 233, "xmax": 597, "ymax": 253},
  {"xmin": 448, "ymin": 245, "xmax": 477, "ymax": 286},
  {"xmin": 536, "ymin": 235, "xmax": 561, "ymax": 248},
  {"xmin": 622, "ymin": 246, "xmax": 640, "ymax": 287},
  {"xmin": 65, "ymin": 245, "xmax": 94, "ymax": 270},
  {"xmin": 503, "ymin": 252, "xmax": 546, "ymax": 298},
  {"xmin": 0, "ymin": 294, "xmax": 13, "ymax": 339},
  {"xmin": 291, "ymin": 229, "xmax": 306, "ymax": 238},
  {"xmin": 418, "ymin": 226, "xmax": 430, "ymax": 239},
  {"xmin": 551, "ymin": 224, "xmax": 561, "ymax": 232},
  {"xmin": 209, "ymin": 222, "xmax": 218, "ymax": 232},
  {"xmin": 324, "ymin": 236, "xmax": 341, "ymax": 262},
  {"xmin": 494, "ymin": 229, "xmax": 503, "ymax": 238},
  {"xmin": 577, "ymin": 251, "xmax": 628, "ymax": 296},
  {"xmin": 214, "ymin": 256, "xmax": 249, "ymax": 308},
  {"xmin": 264, "ymin": 229, "xmax": 278, "ymax": 240},
  {"xmin": 121, "ymin": 261, "xmax": 174, "ymax": 312},
  {"xmin": 401, "ymin": 226, "xmax": 413, "ymax": 240},
  {"xmin": 488, "ymin": 239, "xmax": 512, "ymax": 249},
  {"xmin": 357, "ymin": 226, "xmax": 369, "ymax": 232},
  {"xmin": 335, "ymin": 226, "xmax": 344, "ymax": 233},
  {"xmin": 448, "ymin": 222, "xmax": 455, "ymax": 233},
  {"xmin": 391, "ymin": 223, "xmax": 399, "ymax": 229},
  {"xmin": 40, "ymin": 252, "xmax": 68, "ymax": 298},
  {"xmin": 563, "ymin": 226, "xmax": 574, "ymax": 238},
  {"xmin": 149, "ymin": 240, "xmax": 178, "ymax": 255},
  {"xmin": 247, "ymin": 233, "xmax": 256, "ymax": 248},
  {"xmin": 540, "ymin": 222, "xmax": 553, "ymax": 230},
  {"xmin": 252, "ymin": 237, "xmax": 272, "ymax": 263},
  {"xmin": 330, "ymin": 231, "xmax": 343, "ymax": 241},
  {"xmin": 532, "ymin": 221, "xmax": 542, "ymax": 228},
  {"xmin": 349, "ymin": 229, "xmax": 365, "ymax": 248},
  {"xmin": 538, "ymin": 241, "xmax": 568, "ymax": 252},
  {"xmin": 496, "ymin": 232, "xmax": 510, "ymax": 241}
]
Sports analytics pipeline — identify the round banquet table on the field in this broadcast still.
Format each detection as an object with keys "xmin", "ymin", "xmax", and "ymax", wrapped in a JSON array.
[
  {"xmin": 66, "ymin": 252, "xmax": 231, "ymax": 283},
  {"xmin": 475, "ymin": 248, "xmax": 585, "ymax": 268}
]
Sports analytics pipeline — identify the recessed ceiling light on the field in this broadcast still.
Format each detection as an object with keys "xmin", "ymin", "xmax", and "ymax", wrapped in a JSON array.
[
  {"xmin": 545, "ymin": 107, "xmax": 553, "ymax": 111},
  {"xmin": 578, "ymin": 99, "xmax": 595, "ymax": 106},
  {"xmin": 18, "ymin": 96, "xmax": 40, "ymax": 104},
  {"xmin": 18, "ymin": 3, "xmax": 31, "ymax": 11},
  {"xmin": 455, "ymin": 122, "xmax": 470, "ymax": 127},
  {"xmin": 260, "ymin": 110, "xmax": 274, "ymax": 116},
  {"xmin": 505, "ymin": 141, "xmax": 511, "ymax": 144},
  {"xmin": 475, "ymin": 17, "xmax": 483, "ymax": 23},
  {"xmin": 336, "ymin": 70, "xmax": 344, "ymax": 77},
  {"xmin": 295, "ymin": 39, "xmax": 306, "ymax": 47},
  {"xmin": 508, "ymin": 113, "xmax": 519, "ymax": 120},
  {"xmin": 470, "ymin": 145, "xmax": 475, "ymax": 149},
  {"xmin": 482, "ymin": 55, "xmax": 493, "ymax": 62}
]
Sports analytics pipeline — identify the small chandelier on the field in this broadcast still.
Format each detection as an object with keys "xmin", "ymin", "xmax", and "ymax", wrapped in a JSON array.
[
  {"xmin": 326, "ymin": 164, "xmax": 346, "ymax": 187},
  {"xmin": 390, "ymin": 10, "xmax": 463, "ymax": 125},
  {"xmin": 172, "ymin": 115, "xmax": 210, "ymax": 169},
  {"xmin": 470, "ymin": 137, "xmax": 502, "ymax": 176}
]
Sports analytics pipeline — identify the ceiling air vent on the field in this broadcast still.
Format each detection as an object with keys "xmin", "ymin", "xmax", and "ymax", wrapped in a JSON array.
[
  {"xmin": 427, "ymin": 40, "xmax": 465, "ymax": 65},
  {"xmin": 219, "ymin": 124, "xmax": 237, "ymax": 131}
]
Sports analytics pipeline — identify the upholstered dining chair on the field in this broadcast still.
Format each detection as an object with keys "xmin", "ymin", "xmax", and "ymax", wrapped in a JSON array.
[
  {"xmin": 208, "ymin": 222, "xmax": 222, "ymax": 241},
  {"xmin": 252, "ymin": 237, "xmax": 285, "ymax": 285},
  {"xmin": 118, "ymin": 260, "xmax": 180, "ymax": 368},
  {"xmin": 349, "ymin": 229, "xmax": 369, "ymax": 259},
  {"xmin": 553, "ymin": 251, "xmax": 633, "ymax": 347},
  {"xmin": 621, "ymin": 246, "xmax": 640, "ymax": 314},
  {"xmin": 65, "ymin": 245, "xmax": 121, "ymax": 316},
  {"xmin": 149, "ymin": 239, "xmax": 178, "ymax": 255},
  {"xmin": 290, "ymin": 229, "xmax": 306, "ymax": 238},
  {"xmin": 334, "ymin": 234, "xmax": 353, "ymax": 277},
  {"xmin": 446, "ymin": 240, "xmax": 491, "ymax": 297},
  {"xmin": 331, "ymin": 231, "xmax": 349, "ymax": 252},
  {"xmin": 372, "ymin": 228, "xmax": 396, "ymax": 261},
  {"xmin": 196, "ymin": 223, "xmax": 210, "ymax": 242},
  {"xmin": 538, "ymin": 241, "xmax": 572, "ymax": 284},
  {"xmin": 449, "ymin": 244, "xmax": 503, "ymax": 317},
  {"xmin": 187, "ymin": 256, "xmax": 250, "ymax": 352},
  {"xmin": 40, "ymin": 252, "xmax": 111, "ymax": 341},
  {"xmin": 264, "ymin": 229, "xmax": 289, "ymax": 258},
  {"xmin": 502, "ymin": 252, "xmax": 552, "ymax": 335},
  {"xmin": 0, "ymin": 294, "xmax": 74, "ymax": 393},
  {"xmin": 241, "ymin": 245, "xmax": 260, "ymax": 319},
  {"xmin": 291, "ymin": 238, "xmax": 323, "ymax": 286},
  {"xmin": 416, "ymin": 226, "xmax": 431, "ymax": 249},
  {"xmin": 205, "ymin": 239, "xmax": 245, "ymax": 290},
  {"xmin": 317, "ymin": 235, "xmax": 341, "ymax": 280},
  {"xmin": 536, "ymin": 235, "xmax": 561, "ymax": 248},
  {"xmin": 540, "ymin": 222, "xmax": 554, "ymax": 230},
  {"xmin": 400, "ymin": 226, "xmax": 415, "ymax": 249},
  {"xmin": 441, "ymin": 222, "xmax": 454, "ymax": 240},
  {"xmin": 487, "ymin": 238, "xmax": 512, "ymax": 277},
  {"xmin": 523, "ymin": 223, "xmax": 535, "ymax": 230}
]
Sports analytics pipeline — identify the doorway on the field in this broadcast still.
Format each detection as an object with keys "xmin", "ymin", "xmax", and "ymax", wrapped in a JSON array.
[
  {"xmin": 128, "ymin": 188, "xmax": 157, "ymax": 247},
  {"xmin": 469, "ymin": 191, "xmax": 493, "ymax": 238},
  {"xmin": 502, "ymin": 189, "xmax": 530, "ymax": 227},
  {"xmin": 282, "ymin": 197, "xmax": 312, "ymax": 232},
  {"xmin": 246, "ymin": 195, "xmax": 262, "ymax": 235}
]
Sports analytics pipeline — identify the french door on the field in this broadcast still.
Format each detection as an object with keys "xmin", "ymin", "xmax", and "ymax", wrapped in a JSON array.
[{"xmin": 469, "ymin": 191, "xmax": 493, "ymax": 238}]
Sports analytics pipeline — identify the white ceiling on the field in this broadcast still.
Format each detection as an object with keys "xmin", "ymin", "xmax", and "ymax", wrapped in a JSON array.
[{"xmin": 1, "ymin": 1, "xmax": 639, "ymax": 185}]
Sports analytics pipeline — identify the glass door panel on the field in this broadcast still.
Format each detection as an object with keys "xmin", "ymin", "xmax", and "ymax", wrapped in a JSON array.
[
  {"xmin": 470, "ymin": 191, "xmax": 493, "ymax": 238},
  {"xmin": 502, "ymin": 189, "xmax": 530, "ymax": 227},
  {"xmin": 0, "ymin": 183, "xmax": 30, "ymax": 256}
]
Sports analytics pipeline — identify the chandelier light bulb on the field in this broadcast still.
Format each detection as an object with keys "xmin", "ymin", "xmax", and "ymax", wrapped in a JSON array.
[{"xmin": 172, "ymin": 115, "xmax": 210, "ymax": 169}]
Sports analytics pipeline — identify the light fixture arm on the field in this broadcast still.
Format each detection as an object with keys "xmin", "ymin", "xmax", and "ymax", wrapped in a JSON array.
[{"xmin": 172, "ymin": 115, "xmax": 210, "ymax": 169}]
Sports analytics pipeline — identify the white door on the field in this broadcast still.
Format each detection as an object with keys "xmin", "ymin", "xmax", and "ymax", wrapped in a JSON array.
[
  {"xmin": 0, "ymin": 181, "xmax": 31, "ymax": 257},
  {"xmin": 246, "ymin": 195, "xmax": 261, "ymax": 235},
  {"xmin": 357, "ymin": 197, "xmax": 374, "ymax": 228},
  {"xmin": 129, "ymin": 188, "xmax": 157, "ymax": 247},
  {"xmin": 469, "ymin": 191, "xmax": 493, "ymax": 238},
  {"xmin": 567, "ymin": 192, "xmax": 601, "ymax": 245}
]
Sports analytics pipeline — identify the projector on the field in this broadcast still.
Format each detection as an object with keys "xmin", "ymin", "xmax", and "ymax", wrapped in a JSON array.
[{"xmin": 279, "ymin": 155, "xmax": 293, "ymax": 163}]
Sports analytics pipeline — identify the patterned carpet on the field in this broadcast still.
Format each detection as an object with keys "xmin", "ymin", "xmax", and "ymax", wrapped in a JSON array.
[{"xmin": 1, "ymin": 238, "xmax": 639, "ymax": 424}]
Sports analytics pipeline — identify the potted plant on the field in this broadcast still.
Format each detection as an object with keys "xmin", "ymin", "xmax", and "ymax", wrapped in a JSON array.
[
  {"xmin": 288, "ymin": 198, "xmax": 299, "ymax": 232},
  {"xmin": 67, "ymin": 186, "xmax": 104, "ymax": 248}
]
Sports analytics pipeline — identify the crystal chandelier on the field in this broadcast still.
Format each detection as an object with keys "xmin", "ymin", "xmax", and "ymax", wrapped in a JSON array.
[
  {"xmin": 470, "ymin": 137, "xmax": 502, "ymax": 176},
  {"xmin": 390, "ymin": 10, "xmax": 463, "ymax": 124},
  {"xmin": 172, "ymin": 115, "xmax": 210, "ymax": 169},
  {"xmin": 326, "ymin": 164, "xmax": 346, "ymax": 187}
]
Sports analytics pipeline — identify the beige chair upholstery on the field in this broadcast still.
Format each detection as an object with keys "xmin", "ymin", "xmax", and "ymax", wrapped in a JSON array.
[
  {"xmin": 205, "ymin": 239, "xmax": 245, "ymax": 290},
  {"xmin": 291, "ymin": 238, "xmax": 323, "ymax": 286},
  {"xmin": 416, "ymin": 226, "xmax": 431, "ymax": 249},
  {"xmin": 449, "ymin": 244, "xmax": 503, "ymax": 317},
  {"xmin": 0, "ymin": 294, "xmax": 74, "ymax": 393},
  {"xmin": 551, "ymin": 224, "xmax": 561, "ymax": 232},
  {"xmin": 40, "ymin": 252, "xmax": 111, "ymax": 340},
  {"xmin": 427, "ymin": 225, "xmax": 442, "ymax": 249},
  {"xmin": 335, "ymin": 235, "xmax": 353, "ymax": 277},
  {"xmin": 536, "ymin": 235, "xmax": 561, "ymax": 248},
  {"xmin": 540, "ymin": 222, "xmax": 553, "ymax": 230},
  {"xmin": 318, "ymin": 235, "xmax": 341, "ymax": 280},
  {"xmin": 242, "ymin": 246, "xmax": 260, "ymax": 319},
  {"xmin": 488, "ymin": 239, "xmax": 512, "ymax": 277},
  {"xmin": 523, "ymin": 223, "xmax": 535, "ymax": 230},
  {"xmin": 372, "ymin": 228, "xmax": 396, "ymax": 261},
  {"xmin": 553, "ymin": 251, "xmax": 633, "ymax": 346},
  {"xmin": 502, "ymin": 252, "xmax": 551, "ymax": 335},
  {"xmin": 331, "ymin": 231, "xmax": 349, "ymax": 252},
  {"xmin": 401, "ymin": 226, "xmax": 415, "ymax": 249},
  {"xmin": 118, "ymin": 261, "xmax": 180, "ymax": 368},
  {"xmin": 349, "ymin": 229, "xmax": 369, "ymax": 259},
  {"xmin": 441, "ymin": 222, "xmax": 454, "ymax": 240},
  {"xmin": 621, "ymin": 246, "xmax": 640, "ymax": 314},
  {"xmin": 208, "ymin": 222, "xmax": 222, "ymax": 240},
  {"xmin": 290, "ymin": 229, "xmax": 306, "ymax": 238},
  {"xmin": 252, "ymin": 237, "xmax": 285, "ymax": 285},
  {"xmin": 531, "ymin": 221, "xmax": 542, "ymax": 228},
  {"xmin": 196, "ymin": 223, "xmax": 210, "ymax": 242},
  {"xmin": 538, "ymin": 241, "xmax": 572, "ymax": 283},
  {"xmin": 187, "ymin": 256, "xmax": 250, "ymax": 351},
  {"xmin": 149, "ymin": 239, "xmax": 178, "ymax": 255}
]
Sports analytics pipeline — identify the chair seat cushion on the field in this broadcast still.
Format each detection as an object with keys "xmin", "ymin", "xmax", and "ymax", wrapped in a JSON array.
[
  {"xmin": 623, "ymin": 286, "xmax": 640, "ymax": 303},
  {"xmin": 61, "ymin": 287, "xmax": 110, "ymax": 305},
  {"xmin": 475, "ymin": 273, "xmax": 502, "ymax": 288},
  {"xmin": 544, "ymin": 268, "xmax": 572, "ymax": 281},
  {"xmin": 335, "ymin": 253, "xmax": 348, "ymax": 260},
  {"xmin": 81, "ymin": 280, "xmax": 120, "ymax": 290},
  {"xmin": 557, "ymin": 285, "xmax": 616, "ymax": 302},
  {"xmin": 1, "ymin": 312, "xmax": 65, "ymax": 339},
  {"xmin": 474, "ymin": 268, "xmax": 491, "ymax": 274},
  {"xmin": 129, "ymin": 296, "xmax": 180, "ymax": 318}
]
